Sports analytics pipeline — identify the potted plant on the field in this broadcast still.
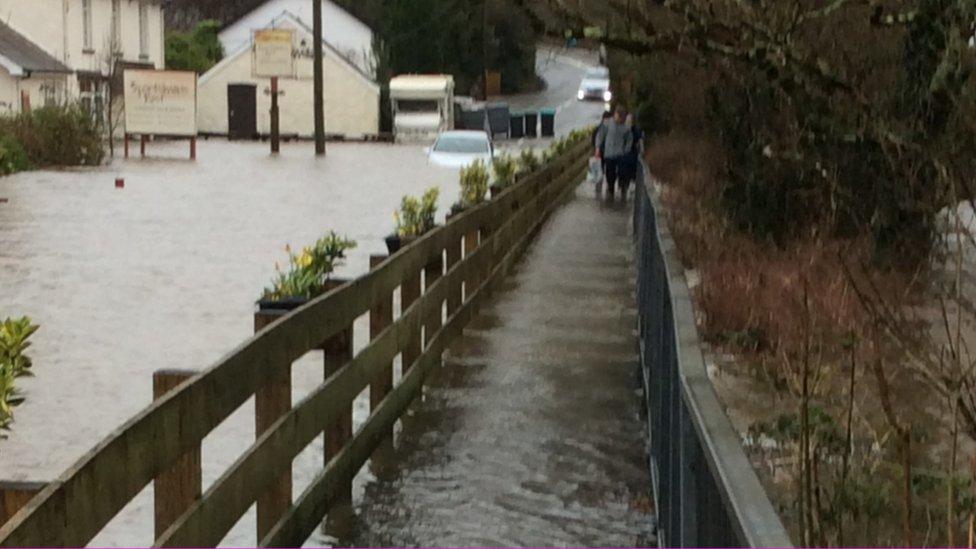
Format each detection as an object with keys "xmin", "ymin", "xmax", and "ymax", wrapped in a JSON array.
[
  {"xmin": 386, "ymin": 186, "xmax": 440, "ymax": 253},
  {"xmin": 450, "ymin": 160, "xmax": 489, "ymax": 216},
  {"xmin": 518, "ymin": 148, "xmax": 540, "ymax": 177},
  {"xmin": 258, "ymin": 231, "xmax": 357, "ymax": 311},
  {"xmin": 490, "ymin": 154, "xmax": 517, "ymax": 198}
]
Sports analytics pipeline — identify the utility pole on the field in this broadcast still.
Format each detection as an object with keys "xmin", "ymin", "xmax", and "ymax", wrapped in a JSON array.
[
  {"xmin": 482, "ymin": 0, "xmax": 488, "ymax": 100},
  {"xmin": 313, "ymin": 0, "xmax": 326, "ymax": 156},
  {"xmin": 270, "ymin": 76, "xmax": 280, "ymax": 154}
]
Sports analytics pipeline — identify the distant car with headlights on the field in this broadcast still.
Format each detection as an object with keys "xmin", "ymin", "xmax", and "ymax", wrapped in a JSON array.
[
  {"xmin": 577, "ymin": 66, "xmax": 612, "ymax": 103},
  {"xmin": 426, "ymin": 130, "xmax": 494, "ymax": 169}
]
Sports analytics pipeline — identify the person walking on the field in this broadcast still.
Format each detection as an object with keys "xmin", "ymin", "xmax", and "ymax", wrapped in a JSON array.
[
  {"xmin": 618, "ymin": 113, "xmax": 645, "ymax": 195},
  {"xmin": 591, "ymin": 111, "xmax": 612, "ymax": 189},
  {"xmin": 596, "ymin": 105, "xmax": 633, "ymax": 196}
]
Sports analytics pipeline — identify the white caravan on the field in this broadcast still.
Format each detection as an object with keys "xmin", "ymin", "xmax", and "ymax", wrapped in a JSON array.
[{"xmin": 390, "ymin": 74, "xmax": 455, "ymax": 142}]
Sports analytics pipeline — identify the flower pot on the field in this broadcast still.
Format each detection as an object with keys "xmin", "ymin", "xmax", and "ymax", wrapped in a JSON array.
[
  {"xmin": 385, "ymin": 233, "xmax": 417, "ymax": 254},
  {"xmin": 257, "ymin": 296, "xmax": 309, "ymax": 312},
  {"xmin": 450, "ymin": 203, "xmax": 467, "ymax": 216}
]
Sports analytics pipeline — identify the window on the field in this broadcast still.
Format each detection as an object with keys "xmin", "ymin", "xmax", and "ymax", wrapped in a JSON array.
[
  {"xmin": 139, "ymin": 2, "xmax": 149, "ymax": 59},
  {"xmin": 82, "ymin": 0, "xmax": 92, "ymax": 51},
  {"xmin": 111, "ymin": 0, "xmax": 121, "ymax": 54}
]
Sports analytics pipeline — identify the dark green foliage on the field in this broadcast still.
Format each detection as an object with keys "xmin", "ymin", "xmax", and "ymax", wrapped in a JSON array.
[
  {"xmin": 165, "ymin": 20, "xmax": 224, "ymax": 74},
  {"xmin": 0, "ymin": 134, "xmax": 31, "ymax": 176},
  {"xmin": 0, "ymin": 317, "xmax": 39, "ymax": 435},
  {"xmin": 0, "ymin": 106, "xmax": 104, "ymax": 172},
  {"xmin": 340, "ymin": 0, "xmax": 538, "ymax": 97}
]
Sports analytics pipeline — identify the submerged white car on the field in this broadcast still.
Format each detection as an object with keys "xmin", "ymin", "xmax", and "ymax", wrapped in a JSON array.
[
  {"xmin": 577, "ymin": 66, "xmax": 612, "ymax": 103},
  {"xmin": 426, "ymin": 130, "xmax": 494, "ymax": 169}
]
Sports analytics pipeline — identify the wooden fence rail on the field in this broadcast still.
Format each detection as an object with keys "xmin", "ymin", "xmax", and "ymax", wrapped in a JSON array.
[{"xmin": 0, "ymin": 139, "xmax": 589, "ymax": 548}]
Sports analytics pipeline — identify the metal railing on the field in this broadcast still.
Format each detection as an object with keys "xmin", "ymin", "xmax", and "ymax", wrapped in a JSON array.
[{"xmin": 634, "ymin": 165, "xmax": 793, "ymax": 548}]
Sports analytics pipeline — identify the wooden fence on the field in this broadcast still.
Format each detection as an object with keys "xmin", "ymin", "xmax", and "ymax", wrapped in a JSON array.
[{"xmin": 0, "ymin": 140, "xmax": 589, "ymax": 548}]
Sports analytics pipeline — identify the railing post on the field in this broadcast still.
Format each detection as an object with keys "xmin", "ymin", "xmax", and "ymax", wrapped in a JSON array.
[
  {"xmin": 322, "ymin": 279, "xmax": 354, "ymax": 521},
  {"xmin": 424, "ymin": 251, "xmax": 444, "ymax": 361},
  {"xmin": 0, "ymin": 481, "xmax": 45, "ymax": 527},
  {"xmin": 152, "ymin": 369, "xmax": 202, "ymax": 540},
  {"xmin": 401, "ymin": 266, "xmax": 422, "ymax": 372},
  {"xmin": 253, "ymin": 312, "xmax": 292, "ymax": 541},
  {"xmin": 463, "ymin": 229, "xmax": 479, "ymax": 301},
  {"xmin": 446, "ymin": 231, "xmax": 463, "ymax": 318},
  {"xmin": 369, "ymin": 255, "xmax": 394, "ymax": 474}
]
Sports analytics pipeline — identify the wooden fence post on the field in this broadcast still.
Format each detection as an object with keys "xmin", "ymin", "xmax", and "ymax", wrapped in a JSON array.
[
  {"xmin": 253, "ymin": 312, "xmax": 292, "ymax": 542},
  {"xmin": 463, "ymin": 230, "xmax": 479, "ymax": 301},
  {"xmin": 322, "ymin": 279, "xmax": 354, "ymax": 523},
  {"xmin": 424, "ymin": 251, "xmax": 444, "ymax": 360},
  {"xmin": 369, "ymin": 255, "xmax": 394, "ymax": 474},
  {"xmin": 446, "ymin": 232, "xmax": 463, "ymax": 318},
  {"xmin": 152, "ymin": 369, "xmax": 202, "ymax": 540},
  {"xmin": 401, "ymin": 267, "xmax": 422, "ymax": 372},
  {"xmin": 0, "ymin": 481, "xmax": 45, "ymax": 527}
]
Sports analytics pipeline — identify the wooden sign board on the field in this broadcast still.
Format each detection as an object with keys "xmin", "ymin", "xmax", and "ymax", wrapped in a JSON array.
[
  {"xmin": 254, "ymin": 29, "xmax": 295, "ymax": 78},
  {"xmin": 123, "ymin": 69, "xmax": 197, "ymax": 136}
]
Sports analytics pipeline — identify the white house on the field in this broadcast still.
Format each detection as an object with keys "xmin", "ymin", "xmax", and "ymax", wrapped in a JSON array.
[
  {"xmin": 0, "ymin": 0, "xmax": 165, "ymax": 116},
  {"xmin": 217, "ymin": 0, "xmax": 374, "ymax": 77},
  {"xmin": 196, "ymin": 4, "xmax": 379, "ymax": 139}
]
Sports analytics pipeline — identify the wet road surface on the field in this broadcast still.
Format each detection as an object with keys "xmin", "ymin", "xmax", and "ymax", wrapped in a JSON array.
[{"xmin": 345, "ymin": 186, "xmax": 653, "ymax": 547}]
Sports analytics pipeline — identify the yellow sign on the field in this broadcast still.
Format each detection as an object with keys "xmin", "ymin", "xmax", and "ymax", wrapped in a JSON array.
[
  {"xmin": 123, "ymin": 70, "xmax": 197, "ymax": 136},
  {"xmin": 254, "ymin": 29, "xmax": 295, "ymax": 77}
]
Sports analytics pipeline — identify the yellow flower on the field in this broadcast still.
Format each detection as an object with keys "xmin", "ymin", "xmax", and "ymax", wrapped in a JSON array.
[{"xmin": 299, "ymin": 251, "xmax": 313, "ymax": 268}]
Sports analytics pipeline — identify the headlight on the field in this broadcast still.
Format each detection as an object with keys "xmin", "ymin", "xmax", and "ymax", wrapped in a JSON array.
[
  {"xmin": 577, "ymin": 90, "xmax": 585, "ymax": 100},
  {"xmin": 603, "ymin": 90, "xmax": 613, "ymax": 102}
]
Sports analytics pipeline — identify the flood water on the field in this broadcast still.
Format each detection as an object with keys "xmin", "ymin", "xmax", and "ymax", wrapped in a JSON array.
[
  {"xmin": 0, "ymin": 49, "xmax": 631, "ymax": 547},
  {"xmin": 0, "ymin": 139, "xmax": 466, "ymax": 545}
]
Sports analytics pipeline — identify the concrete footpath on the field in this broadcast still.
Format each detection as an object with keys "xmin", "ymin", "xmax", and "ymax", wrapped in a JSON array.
[{"xmin": 346, "ymin": 184, "xmax": 654, "ymax": 547}]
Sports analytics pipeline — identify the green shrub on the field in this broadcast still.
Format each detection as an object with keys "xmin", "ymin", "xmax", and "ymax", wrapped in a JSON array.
[
  {"xmin": 166, "ymin": 20, "xmax": 224, "ymax": 74},
  {"xmin": 459, "ymin": 160, "xmax": 489, "ymax": 207},
  {"xmin": 518, "ymin": 148, "xmax": 539, "ymax": 174},
  {"xmin": 0, "ymin": 106, "xmax": 104, "ymax": 169},
  {"xmin": 262, "ymin": 232, "xmax": 357, "ymax": 301},
  {"xmin": 0, "ymin": 317, "xmax": 38, "ymax": 435},
  {"xmin": 0, "ymin": 134, "xmax": 31, "ymax": 176},
  {"xmin": 395, "ymin": 186, "xmax": 440, "ymax": 237},
  {"xmin": 491, "ymin": 155, "xmax": 517, "ymax": 189}
]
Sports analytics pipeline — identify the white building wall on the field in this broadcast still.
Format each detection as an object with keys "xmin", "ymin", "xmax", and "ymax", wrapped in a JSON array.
[
  {"xmin": 198, "ymin": 41, "xmax": 379, "ymax": 138},
  {"xmin": 219, "ymin": 0, "xmax": 374, "ymax": 76},
  {"xmin": 0, "ymin": 68, "xmax": 71, "ymax": 114},
  {"xmin": 0, "ymin": 0, "xmax": 165, "ymax": 75},
  {"xmin": 0, "ymin": 67, "xmax": 20, "ymax": 112}
]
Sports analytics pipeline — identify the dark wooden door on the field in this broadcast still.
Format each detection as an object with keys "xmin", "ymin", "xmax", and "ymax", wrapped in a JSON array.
[{"xmin": 227, "ymin": 84, "xmax": 257, "ymax": 140}]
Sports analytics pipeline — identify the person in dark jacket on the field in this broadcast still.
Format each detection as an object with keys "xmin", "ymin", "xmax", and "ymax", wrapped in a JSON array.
[
  {"xmin": 618, "ymin": 113, "xmax": 645, "ymax": 195},
  {"xmin": 591, "ymin": 110, "xmax": 613, "ymax": 189}
]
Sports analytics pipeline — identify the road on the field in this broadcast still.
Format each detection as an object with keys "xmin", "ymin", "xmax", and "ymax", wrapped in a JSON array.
[{"xmin": 0, "ymin": 48, "xmax": 605, "ymax": 546}]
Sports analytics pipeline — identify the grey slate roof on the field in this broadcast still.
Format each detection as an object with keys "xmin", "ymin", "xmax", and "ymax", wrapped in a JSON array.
[{"xmin": 0, "ymin": 20, "xmax": 71, "ymax": 74}]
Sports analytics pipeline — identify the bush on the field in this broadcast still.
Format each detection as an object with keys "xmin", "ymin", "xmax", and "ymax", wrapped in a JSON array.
[
  {"xmin": 518, "ymin": 148, "xmax": 539, "ymax": 174},
  {"xmin": 0, "ymin": 106, "xmax": 104, "ymax": 169},
  {"xmin": 459, "ymin": 160, "xmax": 489, "ymax": 207},
  {"xmin": 491, "ymin": 155, "xmax": 517, "ymax": 190},
  {"xmin": 0, "ymin": 317, "xmax": 38, "ymax": 435},
  {"xmin": 0, "ymin": 135, "xmax": 31, "ymax": 176},
  {"xmin": 262, "ymin": 232, "xmax": 357, "ymax": 301},
  {"xmin": 395, "ymin": 187, "xmax": 440, "ymax": 237},
  {"xmin": 166, "ymin": 20, "xmax": 224, "ymax": 73}
]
